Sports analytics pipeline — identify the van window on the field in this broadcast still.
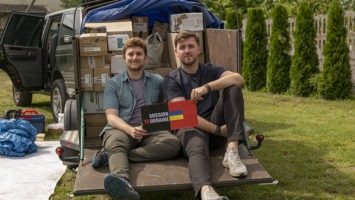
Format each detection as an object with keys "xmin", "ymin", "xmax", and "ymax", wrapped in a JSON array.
[
  {"xmin": 3, "ymin": 14, "xmax": 43, "ymax": 47},
  {"xmin": 59, "ymin": 12, "xmax": 74, "ymax": 45}
]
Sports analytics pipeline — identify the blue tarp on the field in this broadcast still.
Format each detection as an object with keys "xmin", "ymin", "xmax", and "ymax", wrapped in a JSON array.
[
  {"xmin": 0, "ymin": 119, "xmax": 37, "ymax": 157},
  {"xmin": 82, "ymin": 0, "xmax": 224, "ymax": 32}
]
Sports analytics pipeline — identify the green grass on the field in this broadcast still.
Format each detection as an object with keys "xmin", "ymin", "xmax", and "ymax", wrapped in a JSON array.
[{"xmin": 1, "ymin": 70, "xmax": 354, "ymax": 200}]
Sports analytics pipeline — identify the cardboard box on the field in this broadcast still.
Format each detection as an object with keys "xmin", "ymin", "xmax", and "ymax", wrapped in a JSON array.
[
  {"xmin": 86, "ymin": 126, "xmax": 105, "ymax": 137},
  {"xmin": 107, "ymin": 34, "xmax": 130, "ymax": 52},
  {"xmin": 85, "ymin": 113, "xmax": 107, "ymax": 137},
  {"xmin": 110, "ymin": 55, "xmax": 126, "ymax": 75},
  {"xmin": 83, "ymin": 92, "xmax": 104, "ymax": 113},
  {"xmin": 85, "ymin": 20, "xmax": 133, "ymax": 36},
  {"xmin": 80, "ymin": 69, "xmax": 94, "ymax": 91},
  {"xmin": 85, "ymin": 113, "xmax": 107, "ymax": 125},
  {"xmin": 132, "ymin": 16, "xmax": 149, "ymax": 39},
  {"xmin": 170, "ymin": 13, "xmax": 204, "ymax": 32},
  {"xmin": 94, "ymin": 67, "xmax": 111, "ymax": 91},
  {"xmin": 80, "ymin": 56, "xmax": 105, "ymax": 69},
  {"xmin": 167, "ymin": 31, "xmax": 205, "ymax": 68},
  {"xmin": 79, "ymin": 33, "xmax": 108, "ymax": 56}
]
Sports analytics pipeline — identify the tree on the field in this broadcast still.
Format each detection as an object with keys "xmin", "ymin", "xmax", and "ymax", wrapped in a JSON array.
[
  {"xmin": 60, "ymin": 0, "xmax": 81, "ymax": 8},
  {"xmin": 318, "ymin": 0, "xmax": 352, "ymax": 99},
  {"xmin": 266, "ymin": 4, "xmax": 291, "ymax": 94},
  {"xmin": 242, "ymin": 8, "xmax": 268, "ymax": 91},
  {"xmin": 289, "ymin": 1, "xmax": 319, "ymax": 96}
]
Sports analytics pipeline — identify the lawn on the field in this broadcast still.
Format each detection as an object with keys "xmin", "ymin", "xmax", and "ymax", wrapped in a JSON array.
[{"xmin": 1, "ymin": 70, "xmax": 354, "ymax": 200}]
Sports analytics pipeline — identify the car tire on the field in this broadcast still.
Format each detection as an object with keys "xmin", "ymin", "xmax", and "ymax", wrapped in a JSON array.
[
  {"xmin": 51, "ymin": 79, "xmax": 68, "ymax": 122},
  {"xmin": 12, "ymin": 85, "xmax": 32, "ymax": 106},
  {"xmin": 64, "ymin": 99, "xmax": 78, "ymax": 130}
]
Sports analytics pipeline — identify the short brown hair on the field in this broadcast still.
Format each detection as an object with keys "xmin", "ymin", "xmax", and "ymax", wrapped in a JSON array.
[
  {"xmin": 174, "ymin": 30, "xmax": 200, "ymax": 48},
  {"xmin": 122, "ymin": 37, "xmax": 147, "ymax": 57}
]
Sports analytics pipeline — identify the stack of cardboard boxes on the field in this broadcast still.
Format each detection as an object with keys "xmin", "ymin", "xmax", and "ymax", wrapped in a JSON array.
[{"xmin": 79, "ymin": 13, "xmax": 205, "ymax": 137}]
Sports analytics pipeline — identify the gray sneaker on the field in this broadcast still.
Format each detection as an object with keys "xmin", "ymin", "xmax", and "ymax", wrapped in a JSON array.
[
  {"xmin": 201, "ymin": 186, "xmax": 229, "ymax": 200},
  {"xmin": 222, "ymin": 148, "xmax": 248, "ymax": 177}
]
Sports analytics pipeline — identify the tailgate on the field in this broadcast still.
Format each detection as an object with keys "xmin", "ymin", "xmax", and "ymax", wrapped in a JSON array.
[{"xmin": 74, "ymin": 144, "xmax": 274, "ymax": 196}]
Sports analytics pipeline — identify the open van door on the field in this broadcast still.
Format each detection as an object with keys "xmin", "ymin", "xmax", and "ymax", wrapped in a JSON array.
[{"xmin": 0, "ymin": 13, "xmax": 44, "ymax": 90}]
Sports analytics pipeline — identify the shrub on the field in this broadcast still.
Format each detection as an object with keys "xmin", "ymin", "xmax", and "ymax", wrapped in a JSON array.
[
  {"xmin": 242, "ymin": 8, "xmax": 268, "ymax": 91},
  {"xmin": 290, "ymin": 1, "xmax": 319, "ymax": 96},
  {"xmin": 318, "ymin": 0, "xmax": 352, "ymax": 99},
  {"xmin": 266, "ymin": 4, "xmax": 291, "ymax": 94}
]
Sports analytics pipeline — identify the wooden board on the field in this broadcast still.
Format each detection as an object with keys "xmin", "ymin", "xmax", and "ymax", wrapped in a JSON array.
[
  {"xmin": 74, "ymin": 145, "xmax": 273, "ymax": 196},
  {"xmin": 204, "ymin": 29, "xmax": 241, "ymax": 73}
]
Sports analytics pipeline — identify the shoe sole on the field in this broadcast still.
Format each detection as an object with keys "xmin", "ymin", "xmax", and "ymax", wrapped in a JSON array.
[
  {"xmin": 104, "ymin": 174, "xmax": 140, "ymax": 200},
  {"xmin": 229, "ymin": 170, "xmax": 248, "ymax": 177}
]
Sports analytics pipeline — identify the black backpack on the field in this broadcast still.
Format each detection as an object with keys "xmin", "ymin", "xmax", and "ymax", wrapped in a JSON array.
[{"xmin": 3, "ymin": 109, "xmax": 22, "ymax": 120}]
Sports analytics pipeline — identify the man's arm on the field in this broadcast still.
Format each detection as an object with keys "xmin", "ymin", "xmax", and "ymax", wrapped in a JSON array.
[
  {"xmin": 208, "ymin": 71, "xmax": 244, "ymax": 91},
  {"xmin": 191, "ymin": 71, "xmax": 244, "ymax": 103},
  {"xmin": 105, "ymin": 108, "xmax": 147, "ymax": 140}
]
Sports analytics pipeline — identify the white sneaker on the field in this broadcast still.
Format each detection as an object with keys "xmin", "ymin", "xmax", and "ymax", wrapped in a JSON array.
[
  {"xmin": 222, "ymin": 148, "xmax": 248, "ymax": 177},
  {"xmin": 201, "ymin": 186, "xmax": 229, "ymax": 200}
]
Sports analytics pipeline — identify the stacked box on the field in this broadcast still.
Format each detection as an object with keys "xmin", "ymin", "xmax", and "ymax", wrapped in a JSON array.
[
  {"xmin": 83, "ymin": 92, "xmax": 104, "ymax": 113},
  {"xmin": 170, "ymin": 13, "xmax": 204, "ymax": 32},
  {"xmin": 80, "ymin": 68, "xmax": 94, "ymax": 91},
  {"xmin": 107, "ymin": 34, "xmax": 130, "ymax": 52},
  {"xmin": 132, "ymin": 16, "xmax": 149, "ymax": 39},
  {"xmin": 110, "ymin": 55, "xmax": 126, "ymax": 75},
  {"xmin": 85, "ymin": 20, "xmax": 133, "ymax": 37},
  {"xmin": 80, "ymin": 56, "xmax": 105, "ymax": 69},
  {"xmin": 85, "ymin": 113, "xmax": 107, "ymax": 137},
  {"xmin": 94, "ymin": 67, "xmax": 111, "ymax": 91},
  {"xmin": 79, "ymin": 33, "xmax": 108, "ymax": 56}
]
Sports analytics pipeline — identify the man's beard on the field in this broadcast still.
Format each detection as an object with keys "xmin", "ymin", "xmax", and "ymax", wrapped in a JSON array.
[
  {"xmin": 127, "ymin": 64, "xmax": 144, "ymax": 71},
  {"xmin": 181, "ymin": 56, "xmax": 197, "ymax": 67}
]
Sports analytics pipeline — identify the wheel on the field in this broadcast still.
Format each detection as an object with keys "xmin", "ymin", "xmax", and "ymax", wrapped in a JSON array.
[
  {"xmin": 12, "ymin": 85, "xmax": 32, "ymax": 106},
  {"xmin": 51, "ymin": 79, "xmax": 68, "ymax": 122},
  {"xmin": 64, "ymin": 99, "xmax": 78, "ymax": 131}
]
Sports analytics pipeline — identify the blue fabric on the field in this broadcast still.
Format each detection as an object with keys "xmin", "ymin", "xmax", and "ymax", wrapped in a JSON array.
[
  {"xmin": 100, "ymin": 71, "xmax": 163, "ymax": 139},
  {"xmin": 82, "ymin": 0, "xmax": 224, "ymax": 32},
  {"xmin": 0, "ymin": 119, "xmax": 38, "ymax": 157}
]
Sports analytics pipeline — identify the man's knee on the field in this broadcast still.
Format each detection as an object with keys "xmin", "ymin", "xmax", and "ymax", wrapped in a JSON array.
[
  {"xmin": 178, "ymin": 130, "xmax": 209, "ymax": 157},
  {"xmin": 224, "ymin": 85, "xmax": 242, "ymax": 95},
  {"xmin": 159, "ymin": 133, "xmax": 181, "ymax": 154},
  {"xmin": 104, "ymin": 129, "xmax": 130, "ymax": 152}
]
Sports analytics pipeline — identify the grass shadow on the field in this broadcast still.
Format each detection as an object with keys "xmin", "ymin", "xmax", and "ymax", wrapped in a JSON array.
[{"xmin": 246, "ymin": 119, "xmax": 294, "ymax": 135}]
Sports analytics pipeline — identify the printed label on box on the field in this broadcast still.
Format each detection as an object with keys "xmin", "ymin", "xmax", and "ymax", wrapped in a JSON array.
[
  {"xmin": 84, "ymin": 47, "xmax": 101, "ymax": 52},
  {"xmin": 84, "ymin": 74, "xmax": 93, "ymax": 87},
  {"xmin": 108, "ymin": 34, "xmax": 129, "ymax": 51},
  {"xmin": 133, "ymin": 23, "xmax": 148, "ymax": 32}
]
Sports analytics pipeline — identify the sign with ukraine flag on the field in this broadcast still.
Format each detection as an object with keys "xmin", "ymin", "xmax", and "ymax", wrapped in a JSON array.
[{"xmin": 141, "ymin": 100, "xmax": 197, "ymax": 132}]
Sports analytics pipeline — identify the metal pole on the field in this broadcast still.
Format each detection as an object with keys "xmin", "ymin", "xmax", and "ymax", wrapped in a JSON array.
[{"xmin": 25, "ymin": 0, "xmax": 36, "ymax": 13}]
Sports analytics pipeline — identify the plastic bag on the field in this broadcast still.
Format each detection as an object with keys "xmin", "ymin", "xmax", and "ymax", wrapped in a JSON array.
[{"xmin": 144, "ymin": 32, "xmax": 163, "ymax": 69}]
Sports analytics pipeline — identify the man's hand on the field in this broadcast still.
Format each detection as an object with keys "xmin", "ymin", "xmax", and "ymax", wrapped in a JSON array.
[
  {"xmin": 191, "ymin": 84, "xmax": 210, "ymax": 103},
  {"xmin": 128, "ymin": 126, "xmax": 148, "ymax": 140}
]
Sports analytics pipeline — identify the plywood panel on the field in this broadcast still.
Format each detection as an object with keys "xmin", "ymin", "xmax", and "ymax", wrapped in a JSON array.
[
  {"xmin": 74, "ymin": 145, "xmax": 273, "ymax": 196},
  {"xmin": 205, "ymin": 29, "xmax": 241, "ymax": 73}
]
